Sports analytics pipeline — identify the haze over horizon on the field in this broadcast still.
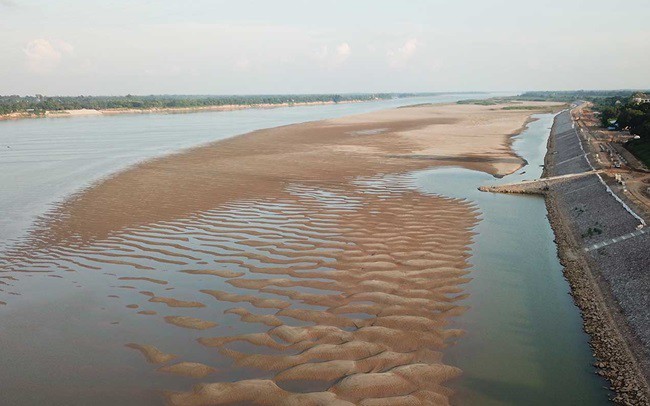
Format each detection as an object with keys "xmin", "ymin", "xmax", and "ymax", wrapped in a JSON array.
[{"xmin": 1, "ymin": 0, "xmax": 649, "ymax": 96}]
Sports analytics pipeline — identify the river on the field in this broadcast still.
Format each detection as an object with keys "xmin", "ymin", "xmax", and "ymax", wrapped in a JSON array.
[
  {"xmin": 414, "ymin": 113, "xmax": 610, "ymax": 404},
  {"xmin": 0, "ymin": 96, "xmax": 609, "ymax": 405}
]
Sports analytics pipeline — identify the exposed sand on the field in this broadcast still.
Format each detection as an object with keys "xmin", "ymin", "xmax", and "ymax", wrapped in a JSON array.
[
  {"xmin": 25, "ymin": 102, "xmax": 560, "ymax": 247},
  {"xmin": 1, "ymin": 101, "xmax": 562, "ymax": 404},
  {"xmin": 164, "ymin": 316, "xmax": 218, "ymax": 330},
  {"xmin": 180, "ymin": 269, "xmax": 245, "ymax": 278},
  {"xmin": 119, "ymin": 276, "xmax": 169, "ymax": 285},
  {"xmin": 47, "ymin": 109, "xmax": 102, "ymax": 117},
  {"xmin": 125, "ymin": 343, "xmax": 177, "ymax": 364}
]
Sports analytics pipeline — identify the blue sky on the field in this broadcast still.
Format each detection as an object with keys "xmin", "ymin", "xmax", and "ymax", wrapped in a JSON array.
[{"xmin": 1, "ymin": 0, "xmax": 648, "ymax": 95}]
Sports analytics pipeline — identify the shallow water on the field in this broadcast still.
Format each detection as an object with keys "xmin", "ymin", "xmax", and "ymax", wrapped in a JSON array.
[
  {"xmin": 1, "ymin": 175, "xmax": 476, "ymax": 404},
  {"xmin": 413, "ymin": 113, "xmax": 610, "ymax": 405}
]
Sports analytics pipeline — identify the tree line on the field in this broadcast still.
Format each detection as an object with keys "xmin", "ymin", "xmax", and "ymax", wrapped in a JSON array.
[{"xmin": 0, "ymin": 93, "xmax": 445, "ymax": 115}]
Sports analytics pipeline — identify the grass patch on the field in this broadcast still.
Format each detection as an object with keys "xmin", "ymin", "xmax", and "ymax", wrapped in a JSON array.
[{"xmin": 581, "ymin": 223, "xmax": 604, "ymax": 239}]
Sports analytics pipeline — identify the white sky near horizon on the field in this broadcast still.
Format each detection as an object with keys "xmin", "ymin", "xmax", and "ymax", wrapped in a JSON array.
[{"xmin": 0, "ymin": 0, "xmax": 649, "ymax": 96}]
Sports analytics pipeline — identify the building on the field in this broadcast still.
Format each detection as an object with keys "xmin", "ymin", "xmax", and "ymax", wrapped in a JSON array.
[{"xmin": 632, "ymin": 93, "xmax": 650, "ymax": 104}]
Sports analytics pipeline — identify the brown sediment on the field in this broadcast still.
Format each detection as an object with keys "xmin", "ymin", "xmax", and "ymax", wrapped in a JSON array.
[
  {"xmin": 126, "ymin": 304, "xmax": 139, "ymax": 309},
  {"xmin": 164, "ymin": 316, "xmax": 218, "ymax": 330},
  {"xmin": 224, "ymin": 307, "xmax": 283, "ymax": 327},
  {"xmin": 1, "ymin": 102, "xmax": 562, "ymax": 404},
  {"xmin": 164, "ymin": 379, "xmax": 354, "ymax": 406},
  {"xmin": 138, "ymin": 310, "xmax": 157, "ymax": 316},
  {"xmin": 157, "ymin": 362, "xmax": 217, "ymax": 378},
  {"xmin": 200, "ymin": 290, "xmax": 291, "ymax": 310},
  {"xmin": 146, "ymin": 295, "xmax": 205, "ymax": 308},
  {"xmin": 180, "ymin": 269, "xmax": 245, "ymax": 278},
  {"xmin": 125, "ymin": 343, "xmax": 177, "ymax": 364},
  {"xmin": 118, "ymin": 276, "xmax": 169, "ymax": 285}
]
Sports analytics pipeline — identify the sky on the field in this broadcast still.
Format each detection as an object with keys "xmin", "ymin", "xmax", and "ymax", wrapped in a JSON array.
[{"xmin": 0, "ymin": 0, "xmax": 649, "ymax": 95}]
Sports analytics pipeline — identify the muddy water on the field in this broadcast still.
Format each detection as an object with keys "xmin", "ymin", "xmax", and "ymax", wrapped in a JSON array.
[{"xmin": 413, "ymin": 113, "xmax": 610, "ymax": 405}]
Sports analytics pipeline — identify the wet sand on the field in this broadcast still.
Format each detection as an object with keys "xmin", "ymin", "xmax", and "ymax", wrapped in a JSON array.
[{"xmin": 1, "ymin": 102, "xmax": 562, "ymax": 404}]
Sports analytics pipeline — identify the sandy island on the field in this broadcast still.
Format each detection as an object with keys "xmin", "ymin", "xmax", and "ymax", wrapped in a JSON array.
[
  {"xmin": 27, "ymin": 102, "xmax": 561, "ymax": 246},
  {"xmin": 3, "ymin": 101, "xmax": 564, "ymax": 405}
]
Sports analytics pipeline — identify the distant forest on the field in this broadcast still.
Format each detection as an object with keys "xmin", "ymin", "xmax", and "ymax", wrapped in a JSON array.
[
  {"xmin": 518, "ymin": 90, "xmax": 649, "ymax": 102},
  {"xmin": 0, "ymin": 93, "xmax": 449, "ymax": 115}
]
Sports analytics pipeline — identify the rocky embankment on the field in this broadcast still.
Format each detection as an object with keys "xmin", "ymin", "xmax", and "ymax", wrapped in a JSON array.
[{"xmin": 544, "ymin": 111, "xmax": 649, "ymax": 405}]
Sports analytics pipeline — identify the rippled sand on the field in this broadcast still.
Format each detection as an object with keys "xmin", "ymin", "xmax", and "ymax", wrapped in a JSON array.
[{"xmin": 0, "ymin": 102, "xmax": 560, "ymax": 404}]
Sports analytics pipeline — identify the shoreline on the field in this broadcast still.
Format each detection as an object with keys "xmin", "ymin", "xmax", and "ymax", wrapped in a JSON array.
[
  {"xmin": 543, "ymin": 112, "xmax": 650, "ymax": 405},
  {"xmin": 0, "ymin": 99, "xmax": 374, "ymax": 122}
]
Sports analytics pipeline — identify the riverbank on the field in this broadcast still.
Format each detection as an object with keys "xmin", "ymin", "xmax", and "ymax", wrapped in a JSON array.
[
  {"xmin": 544, "ymin": 111, "xmax": 650, "ymax": 405},
  {"xmin": 1, "ymin": 101, "xmax": 563, "ymax": 404},
  {"xmin": 0, "ymin": 100, "xmax": 375, "ymax": 122}
]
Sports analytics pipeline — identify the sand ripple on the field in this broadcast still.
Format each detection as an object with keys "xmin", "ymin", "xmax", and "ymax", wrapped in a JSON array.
[{"xmin": 1, "ymin": 175, "xmax": 477, "ymax": 405}]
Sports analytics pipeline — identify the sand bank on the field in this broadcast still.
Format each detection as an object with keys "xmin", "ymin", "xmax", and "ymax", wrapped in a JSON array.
[{"xmin": 25, "ymin": 101, "xmax": 561, "ymax": 247}]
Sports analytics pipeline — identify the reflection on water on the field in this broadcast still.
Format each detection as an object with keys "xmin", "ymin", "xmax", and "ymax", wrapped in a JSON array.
[{"xmin": 413, "ymin": 113, "xmax": 610, "ymax": 405}]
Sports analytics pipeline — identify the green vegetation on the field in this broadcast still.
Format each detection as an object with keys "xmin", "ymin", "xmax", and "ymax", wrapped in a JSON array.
[
  {"xmin": 518, "ymin": 90, "xmax": 647, "ymax": 102},
  {"xmin": 582, "ymin": 225, "xmax": 603, "ymax": 239},
  {"xmin": 626, "ymin": 138, "xmax": 650, "ymax": 167},
  {"xmin": 592, "ymin": 93, "xmax": 650, "ymax": 167},
  {"xmin": 0, "ymin": 93, "xmax": 450, "ymax": 116},
  {"xmin": 518, "ymin": 90, "xmax": 650, "ymax": 167}
]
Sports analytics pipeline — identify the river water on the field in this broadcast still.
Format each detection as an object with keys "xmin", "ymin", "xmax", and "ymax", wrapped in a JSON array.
[
  {"xmin": 0, "ymin": 97, "xmax": 610, "ymax": 405},
  {"xmin": 414, "ymin": 113, "xmax": 610, "ymax": 405}
]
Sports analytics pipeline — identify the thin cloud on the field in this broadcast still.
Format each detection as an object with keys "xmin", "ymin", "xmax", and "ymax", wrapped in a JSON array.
[
  {"xmin": 24, "ymin": 39, "xmax": 74, "ymax": 74},
  {"xmin": 335, "ymin": 43, "xmax": 351, "ymax": 60},
  {"xmin": 387, "ymin": 38, "xmax": 419, "ymax": 69},
  {"xmin": 312, "ymin": 42, "xmax": 351, "ymax": 67}
]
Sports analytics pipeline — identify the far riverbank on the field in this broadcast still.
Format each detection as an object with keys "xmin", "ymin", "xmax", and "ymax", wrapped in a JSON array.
[{"xmin": 0, "ymin": 99, "xmax": 368, "ymax": 121}]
